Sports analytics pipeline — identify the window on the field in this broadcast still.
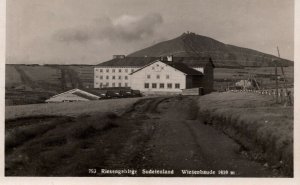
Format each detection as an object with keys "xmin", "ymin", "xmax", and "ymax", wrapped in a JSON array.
[
  {"xmin": 112, "ymin": 83, "xmax": 115, "ymax": 87},
  {"xmin": 161, "ymin": 67, "xmax": 164, "ymax": 70},
  {"xmin": 100, "ymin": 83, "xmax": 103, "ymax": 87},
  {"xmin": 166, "ymin": 75, "xmax": 170, "ymax": 79},
  {"xmin": 125, "ymin": 83, "xmax": 128, "ymax": 87},
  {"xmin": 175, "ymin": 83, "xmax": 180, "ymax": 89},
  {"xmin": 152, "ymin": 66, "xmax": 155, "ymax": 70},
  {"xmin": 157, "ymin": 75, "xmax": 160, "ymax": 79},
  {"xmin": 112, "ymin": 69, "xmax": 115, "ymax": 73},
  {"xmin": 106, "ymin": 69, "xmax": 109, "ymax": 72},
  {"xmin": 167, "ymin": 83, "xmax": 172, "ymax": 89},
  {"xmin": 106, "ymin": 82, "xmax": 109, "ymax": 87},
  {"xmin": 118, "ymin": 83, "xmax": 121, "ymax": 87},
  {"xmin": 152, "ymin": 83, "xmax": 157, "ymax": 88},
  {"xmin": 106, "ymin": 76, "xmax": 109, "ymax": 79},
  {"xmin": 147, "ymin": 75, "xmax": 151, "ymax": 79},
  {"xmin": 100, "ymin": 69, "xmax": 103, "ymax": 72},
  {"xmin": 119, "ymin": 69, "xmax": 122, "ymax": 72},
  {"xmin": 145, "ymin": 83, "xmax": 149, "ymax": 88},
  {"xmin": 100, "ymin": 76, "xmax": 103, "ymax": 79},
  {"xmin": 125, "ymin": 69, "xmax": 128, "ymax": 73},
  {"xmin": 160, "ymin": 83, "xmax": 164, "ymax": 88},
  {"xmin": 113, "ymin": 76, "xmax": 116, "ymax": 79},
  {"xmin": 125, "ymin": 76, "xmax": 128, "ymax": 80},
  {"xmin": 119, "ymin": 76, "xmax": 121, "ymax": 80}
]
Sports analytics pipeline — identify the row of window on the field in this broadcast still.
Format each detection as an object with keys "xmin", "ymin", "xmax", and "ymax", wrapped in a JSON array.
[
  {"xmin": 95, "ymin": 82, "xmax": 129, "ymax": 87},
  {"xmin": 144, "ymin": 83, "xmax": 180, "ymax": 89},
  {"xmin": 95, "ymin": 75, "xmax": 128, "ymax": 80},
  {"xmin": 147, "ymin": 74, "xmax": 170, "ymax": 79},
  {"xmin": 95, "ymin": 68, "xmax": 135, "ymax": 73}
]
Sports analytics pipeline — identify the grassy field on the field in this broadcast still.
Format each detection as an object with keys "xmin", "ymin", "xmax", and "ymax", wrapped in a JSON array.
[
  {"xmin": 197, "ymin": 92, "xmax": 293, "ymax": 175},
  {"xmin": 5, "ymin": 96, "xmax": 157, "ymax": 176},
  {"xmin": 5, "ymin": 65, "xmax": 23, "ymax": 88},
  {"xmin": 5, "ymin": 94, "xmax": 293, "ymax": 176},
  {"xmin": 6, "ymin": 97, "xmax": 148, "ymax": 120},
  {"xmin": 5, "ymin": 112, "xmax": 121, "ymax": 176},
  {"xmin": 214, "ymin": 66, "xmax": 294, "ymax": 91}
]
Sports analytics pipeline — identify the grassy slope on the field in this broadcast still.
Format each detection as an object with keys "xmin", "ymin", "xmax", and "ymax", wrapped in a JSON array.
[
  {"xmin": 6, "ymin": 97, "xmax": 147, "ymax": 120},
  {"xmin": 5, "ymin": 97, "xmax": 154, "ymax": 176},
  {"xmin": 5, "ymin": 65, "xmax": 22, "ymax": 88},
  {"xmin": 197, "ymin": 92, "xmax": 293, "ymax": 176}
]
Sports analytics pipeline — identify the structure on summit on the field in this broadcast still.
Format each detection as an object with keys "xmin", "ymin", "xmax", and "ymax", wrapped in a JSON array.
[{"xmin": 94, "ymin": 55, "xmax": 215, "ymax": 95}]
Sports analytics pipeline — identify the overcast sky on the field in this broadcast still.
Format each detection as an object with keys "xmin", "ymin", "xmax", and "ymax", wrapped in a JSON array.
[{"xmin": 6, "ymin": 0, "xmax": 294, "ymax": 64}]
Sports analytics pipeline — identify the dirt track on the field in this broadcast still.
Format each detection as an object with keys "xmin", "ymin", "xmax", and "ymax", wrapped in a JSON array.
[
  {"xmin": 98, "ymin": 96, "xmax": 275, "ymax": 177},
  {"xmin": 5, "ymin": 96, "xmax": 277, "ymax": 177}
]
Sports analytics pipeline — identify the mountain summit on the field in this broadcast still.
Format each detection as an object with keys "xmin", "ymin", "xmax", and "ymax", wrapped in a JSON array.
[{"xmin": 128, "ymin": 32, "xmax": 293, "ymax": 67}]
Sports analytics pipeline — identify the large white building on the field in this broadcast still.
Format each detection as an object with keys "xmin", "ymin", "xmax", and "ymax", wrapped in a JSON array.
[
  {"xmin": 94, "ymin": 55, "xmax": 215, "ymax": 94},
  {"xmin": 130, "ymin": 60, "xmax": 203, "ymax": 94}
]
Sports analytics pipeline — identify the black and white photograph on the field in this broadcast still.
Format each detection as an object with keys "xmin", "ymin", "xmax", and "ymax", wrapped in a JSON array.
[{"xmin": 1, "ymin": 0, "xmax": 297, "ymax": 182}]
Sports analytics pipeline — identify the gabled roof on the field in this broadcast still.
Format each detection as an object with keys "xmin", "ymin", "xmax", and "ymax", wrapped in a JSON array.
[
  {"xmin": 166, "ymin": 62, "xmax": 203, "ymax": 75},
  {"xmin": 96, "ymin": 57, "xmax": 158, "ymax": 67},
  {"xmin": 48, "ymin": 89, "xmax": 100, "ymax": 100},
  {"xmin": 96, "ymin": 56, "xmax": 214, "ymax": 68},
  {"xmin": 72, "ymin": 91, "xmax": 99, "ymax": 100},
  {"xmin": 130, "ymin": 60, "xmax": 203, "ymax": 76}
]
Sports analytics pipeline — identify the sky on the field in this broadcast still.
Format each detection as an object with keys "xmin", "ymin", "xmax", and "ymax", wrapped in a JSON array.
[{"xmin": 6, "ymin": 0, "xmax": 294, "ymax": 64}]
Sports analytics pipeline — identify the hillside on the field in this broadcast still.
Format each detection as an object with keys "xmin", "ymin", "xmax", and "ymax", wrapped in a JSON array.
[
  {"xmin": 129, "ymin": 32, "xmax": 293, "ymax": 67},
  {"xmin": 5, "ymin": 64, "xmax": 94, "ymax": 105}
]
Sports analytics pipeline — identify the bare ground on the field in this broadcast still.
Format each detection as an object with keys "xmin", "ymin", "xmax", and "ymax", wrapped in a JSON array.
[{"xmin": 5, "ymin": 96, "xmax": 280, "ymax": 177}]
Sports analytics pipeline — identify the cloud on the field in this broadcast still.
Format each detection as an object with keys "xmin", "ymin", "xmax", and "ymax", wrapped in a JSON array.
[
  {"xmin": 53, "ymin": 13, "xmax": 163, "ymax": 43},
  {"xmin": 53, "ymin": 28, "xmax": 91, "ymax": 42}
]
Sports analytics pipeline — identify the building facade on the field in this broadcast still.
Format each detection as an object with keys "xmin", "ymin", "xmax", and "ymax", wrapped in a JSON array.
[
  {"xmin": 94, "ymin": 66, "xmax": 138, "ymax": 88},
  {"xmin": 130, "ymin": 60, "xmax": 203, "ymax": 94},
  {"xmin": 94, "ymin": 56, "xmax": 214, "ymax": 94}
]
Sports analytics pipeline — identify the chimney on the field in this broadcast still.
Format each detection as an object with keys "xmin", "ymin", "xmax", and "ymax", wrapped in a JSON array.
[
  {"xmin": 113, "ymin": 55, "xmax": 125, "ymax": 59},
  {"xmin": 167, "ymin": 55, "xmax": 173, "ymax": 62}
]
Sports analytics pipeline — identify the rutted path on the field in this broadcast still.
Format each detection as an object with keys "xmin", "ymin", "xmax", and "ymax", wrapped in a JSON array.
[
  {"xmin": 101, "ymin": 96, "xmax": 275, "ymax": 177},
  {"xmin": 5, "ymin": 96, "xmax": 277, "ymax": 176}
]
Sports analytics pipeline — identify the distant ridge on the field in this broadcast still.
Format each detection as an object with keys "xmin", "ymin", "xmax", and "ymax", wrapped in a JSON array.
[{"xmin": 128, "ymin": 32, "xmax": 293, "ymax": 67}]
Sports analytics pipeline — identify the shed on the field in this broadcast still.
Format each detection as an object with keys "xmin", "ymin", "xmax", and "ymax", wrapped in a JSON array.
[{"xmin": 45, "ymin": 88, "xmax": 100, "ymax": 103}]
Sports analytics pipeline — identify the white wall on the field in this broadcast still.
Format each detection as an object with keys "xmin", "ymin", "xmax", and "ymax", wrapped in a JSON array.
[
  {"xmin": 130, "ymin": 61, "xmax": 186, "ymax": 93},
  {"xmin": 94, "ymin": 67, "xmax": 139, "ymax": 88}
]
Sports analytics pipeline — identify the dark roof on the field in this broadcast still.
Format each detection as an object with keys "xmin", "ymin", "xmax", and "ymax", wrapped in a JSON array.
[
  {"xmin": 97, "ymin": 57, "xmax": 158, "ymax": 67},
  {"xmin": 130, "ymin": 60, "xmax": 203, "ymax": 76},
  {"xmin": 164, "ymin": 62, "xmax": 203, "ymax": 75},
  {"xmin": 97, "ymin": 57, "xmax": 214, "ymax": 68},
  {"xmin": 171, "ymin": 57, "xmax": 215, "ymax": 68}
]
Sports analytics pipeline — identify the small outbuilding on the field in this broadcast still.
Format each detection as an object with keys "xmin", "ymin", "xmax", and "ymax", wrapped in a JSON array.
[{"xmin": 45, "ymin": 89, "xmax": 100, "ymax": 103}]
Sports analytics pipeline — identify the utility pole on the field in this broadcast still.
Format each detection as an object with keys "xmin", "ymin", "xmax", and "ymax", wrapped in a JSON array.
[
  {"xmin": 277, "ymin": 46, "xmax": 288, "ymax": 91},
  {"xmin": 277, "ymin": 46, "xmax": 281, "ymax": 58},
  {"xmin": 274, "ymin": 59, "xmax": 279, "ymax": 103}
]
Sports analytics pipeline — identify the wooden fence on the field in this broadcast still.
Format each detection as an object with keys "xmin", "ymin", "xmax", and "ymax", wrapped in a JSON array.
[{"xmin": 228, "ymin": 88, "xmax": 293, "ymax": 106}]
